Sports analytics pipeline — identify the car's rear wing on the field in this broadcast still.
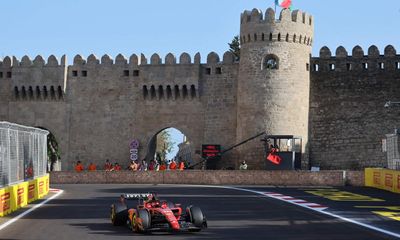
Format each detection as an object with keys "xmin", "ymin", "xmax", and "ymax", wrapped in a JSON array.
[{"xmin": 123, "ymin": 193, "xmax": 152, "ymax": 199}]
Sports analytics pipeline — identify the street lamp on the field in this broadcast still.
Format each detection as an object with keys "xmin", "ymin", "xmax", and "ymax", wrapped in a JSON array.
[{"xmin": 384, "ymin": 101, "xmax": 400, "ymax": 108}]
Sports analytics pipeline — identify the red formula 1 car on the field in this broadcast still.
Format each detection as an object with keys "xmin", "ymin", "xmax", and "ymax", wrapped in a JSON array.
[{"xmin": 110, "ymin": 193, "xmax": 207, "ymax": 233}]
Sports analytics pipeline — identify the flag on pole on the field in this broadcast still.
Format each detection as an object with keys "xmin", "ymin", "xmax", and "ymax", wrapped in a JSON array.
[{"xmin": 275, "ymin": 0, "xmax": 292, "ymax": 9}]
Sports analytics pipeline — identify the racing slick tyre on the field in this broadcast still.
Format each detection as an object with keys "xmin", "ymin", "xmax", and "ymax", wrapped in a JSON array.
[
  {"xmin": 136, "ymin": 209, "xmax": 151, "ymax": 232},
  {"xmin": 110, "ymin": 202, "xmax": 128, "ymax": 226},
  {"xmin": 187, "ymin": 206, "xmax": 205, "ymax": 231}
]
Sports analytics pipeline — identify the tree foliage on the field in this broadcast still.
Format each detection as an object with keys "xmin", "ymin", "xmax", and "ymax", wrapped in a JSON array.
[
  {"xmin": 156, "ymin": 129, "xmax": 175, "ymax": 162},
  {"xmin": 229, "ymin": 35, "xmax": 241, "ymax": 61}
]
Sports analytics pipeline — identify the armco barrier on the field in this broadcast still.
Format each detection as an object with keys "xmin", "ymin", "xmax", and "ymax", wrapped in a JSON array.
[
  {"xmin": 365, "ymin": 168, "xmax": 400, "ymax": 194},
  {"xmin": 50, "ymin": 170, "xmax": 364, "ymax": 186},
  {"xmin": 0, "ymin": 174, "xmax": 50, "ymax": 217}
]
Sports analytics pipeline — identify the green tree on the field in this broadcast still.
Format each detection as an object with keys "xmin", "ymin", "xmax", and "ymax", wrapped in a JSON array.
[
  {"xmin": 229, "ymin": 35, "xmax": 241, "ymax": 61},
  {"xmin": 156, "ymin": 129, "xmax": 175, "ymax": 162}
]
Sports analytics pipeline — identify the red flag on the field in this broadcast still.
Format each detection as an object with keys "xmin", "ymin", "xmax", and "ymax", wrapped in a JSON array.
[{"xmin": 267, "ymin": 148, "xmax": 282, "ymax": 165}]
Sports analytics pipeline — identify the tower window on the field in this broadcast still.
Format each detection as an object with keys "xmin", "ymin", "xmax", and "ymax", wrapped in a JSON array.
[
  {"xmin": 329, "ymin": 63, "xmax": 335, "ymax": 71},
  {"xmin": 72, "ymin": 71, "xmax": 78, "ymax": 77},
  {"xmin": 262, "ymin": 55, "xmax": 279, "ymax": 70},
  {"xmin": 347, "ymin": 63, "xmax": 352, "ymax": 71},
  {"xmin": 123, "ymin": 70, "xmax": 129, "ymax": 76},
  {"xmin": 254, "ymin": 33, "xmax": 257, "ymax": 41},
  {"xmin": 396, "ymin": 62, "xmax": 400, "ymax": 70},
  {"xmin": 133, "ymin": 70, "xmax": 140, "ymax": 76},
  {"xmin": 313, "ymin": 64, "xmax": 319, "ymax": 72},
  {"xmin": 306, "ymin": 63, "xmax": 310, "ymax": 71},
  {"xmin": 216, "ymin": 67, "xmax": 222, "ymax": 74},
  {"xmin": 362, "ymin": 62, "xmax": 368, "ymax": 69},
  {"xmin": 81, "ymin": 71, "xmax": 87, "ymax": 77},
  {"xmin": 7, "ymin": 72, "xmax": 12, "ymax": 78},
  {"xmin": 205, "ymin": 68, "xmax": 211, "ymax": 75},
  {"xmin": 0, "ymin": 72, "xmax": 3, "ymax": 78},
  {"xmin": 379, "ymin": 62, "xmax": 384, "ymax": 70}
]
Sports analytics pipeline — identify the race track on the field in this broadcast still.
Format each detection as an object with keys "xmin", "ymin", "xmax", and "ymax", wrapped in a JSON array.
[{"xmin": 0, "ymin": 184, "xmax": 397, "ymax": 240}]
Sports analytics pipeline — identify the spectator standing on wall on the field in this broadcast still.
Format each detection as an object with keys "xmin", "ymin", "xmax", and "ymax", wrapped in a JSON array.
[
  {"xmin": 139, "ymin": 159, "xmax": 148, "ymax": 171},
  {"xmin": 112, "ymin": 163, "xmax": 122, "ymax": 171},
  {"xmin": 75, "ymin": 161, "xmax": 84, "ymax": 172},
  {"xmin": 88, "ymin": 162, "xmax": 97, "ymax": 171},
  {"xmin": 239, "ymin": 161, "xmax": 248, "ymax": 170},
  {"xmin": 178, "ymin": 161, "xmax": 185, "ymax": 171},
  {"xmin": 159, "ymin": 161, "xmax": 167, "ymax": 171},
  {"xmin": 169, "ymin": 159, "xmax": 177, "ymax": 170},
  {"xmin": 104, "ymin": 159, "xmax": 113, "ymax": 171},
  {"xmin": 128, "ymin": 160, "xmax": 138, "ymax": 171}
]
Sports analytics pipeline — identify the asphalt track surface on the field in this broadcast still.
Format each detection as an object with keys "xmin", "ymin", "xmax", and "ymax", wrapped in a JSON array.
[{"xmin": 0, "ymin": 184, "xmax": 399, "ymax": 240}]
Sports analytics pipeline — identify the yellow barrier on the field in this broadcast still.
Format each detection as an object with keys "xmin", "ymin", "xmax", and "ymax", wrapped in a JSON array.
[
  {"xmin": 0, "ymin": 174, "xmax": 50, "ymax": 217},
  {"xmin": 365, "ymin": 168, "xmax": 400, "ymax": 194},
  {"xmin": 0, "ymin": 187, "xmax": 12, "ymax": 217}
]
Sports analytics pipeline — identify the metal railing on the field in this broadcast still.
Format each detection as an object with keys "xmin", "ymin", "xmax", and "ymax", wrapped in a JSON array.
[{"xmin": 0, "ymin": 122, "xmax": 48, "ymax": 188}]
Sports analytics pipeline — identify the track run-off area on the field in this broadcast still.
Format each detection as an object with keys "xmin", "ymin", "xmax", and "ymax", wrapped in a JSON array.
[{"xmin": 0, "ymin": 184, "xmax": 399, "ymax": 240}]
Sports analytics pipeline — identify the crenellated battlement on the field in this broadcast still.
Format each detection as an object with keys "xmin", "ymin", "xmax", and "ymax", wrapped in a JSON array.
[
  {"xmin": 240, "ymin": 8, "xmax": 313, "ymax": 46},
  {"xmin": 311, "ymin": 45, "xmax": 400, "ymax": 72},
  {"xmin": 71, "ymin": 51, "xmax": 235, "ymax": 67},
  {"xmin": 0, "ymin": 55, "xmax": 67, "ymax": 68}
]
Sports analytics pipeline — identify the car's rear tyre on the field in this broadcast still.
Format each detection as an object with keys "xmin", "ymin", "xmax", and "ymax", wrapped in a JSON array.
[
  {"xmin": 110, "ymin": 202, "xmax": 128, "ymax": 226},
  {"xmin": 137, "ymin": 209, "xmax": 151, "ymax": 232},
  {"xmin": 187, "ymin": 206, "xmax": 205, "ymax": 229}
]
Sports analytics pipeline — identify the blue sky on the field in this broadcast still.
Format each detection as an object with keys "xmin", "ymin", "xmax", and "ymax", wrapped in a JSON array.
[{"xmin": 1, "ymin": 0, "xmax": 399, "ymax": 61}]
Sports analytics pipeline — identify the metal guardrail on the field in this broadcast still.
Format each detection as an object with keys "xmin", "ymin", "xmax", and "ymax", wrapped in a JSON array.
[{"xmin": 0, "ymin": 122, "xmax": 48, "ymax": 188}]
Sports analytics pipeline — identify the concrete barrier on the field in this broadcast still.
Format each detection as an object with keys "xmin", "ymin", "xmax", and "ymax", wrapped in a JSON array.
[{"xmin": 50, "ymin": 170, "xmax": 364, "ymax": 186}]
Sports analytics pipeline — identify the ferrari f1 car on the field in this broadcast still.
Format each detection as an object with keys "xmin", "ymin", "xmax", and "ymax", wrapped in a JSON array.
[{"xmin": 110, "ymin": 193, "xmax": 207, "ymax": 233}]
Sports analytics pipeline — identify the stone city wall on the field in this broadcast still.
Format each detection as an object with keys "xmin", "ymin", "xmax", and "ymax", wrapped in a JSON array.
[
  {"xmin": 50, "ymin": 170, "xmax": 364, "ymax": 186},
  {"xmin": 309, "ymin": 45, "xmax": 400, "ymax": 169}
]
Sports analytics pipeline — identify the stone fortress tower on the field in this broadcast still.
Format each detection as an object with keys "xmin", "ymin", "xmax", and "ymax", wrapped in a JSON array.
[
  {"xmin": 0, "ymin": 5, "xmax": 398, "ymax": 170},
  {"xmin": 237, "ymin": 8, "xmax": 313, "ymax": 168}
]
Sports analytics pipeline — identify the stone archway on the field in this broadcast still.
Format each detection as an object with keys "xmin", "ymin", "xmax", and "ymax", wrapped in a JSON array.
[
  {"xmin": 36, "ymin": 127, "xmax": 61, "ymax": 171},
  {"xmin": 144, "ymin": 127, "xmax": 193, "ymax": 167}
]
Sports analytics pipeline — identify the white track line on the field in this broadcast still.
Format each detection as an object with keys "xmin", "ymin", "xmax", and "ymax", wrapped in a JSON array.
[
  {"xmin": 217, "ymin": 186, "xmax": 400, "ymax": 239},
  {"xmin": 0, "ymin": 188, "xmax": 64, "ymax": 231}
]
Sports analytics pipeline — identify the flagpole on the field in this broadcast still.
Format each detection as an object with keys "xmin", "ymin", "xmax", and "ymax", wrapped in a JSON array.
[{"xmin": 274, "ymin": 0, "xmax": 277, "ymax": 13}]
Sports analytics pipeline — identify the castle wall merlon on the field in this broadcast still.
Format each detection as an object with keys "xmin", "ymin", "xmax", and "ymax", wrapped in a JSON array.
[
  {"xmin": 385, "ymin": 45, "xmax": 397, "ymax": 57},
  {"xmin": 115, "ymin": 54, "xmax": 127, "ymax": 65},
  {"xmin": 194, "ymin": 53, "xmax": 201, "ymax": 64},
  {"xmin": 179, "ymin": 53, "xmax": 191, "ymax": 64},
  {"xmin": 336, "ymin": 46, "xmax": 348, "ymax": 58},
  {"xmin": 207, "ymin": 52, "xmax": 220, "ymax": 64},
  {"xmin": 223, "ymin": 51, "xmax": 235, "ymax": 64},
  {"xmin": 165, "ymin": 53, "xmax": 176, "ymax": 65},
  {"xmin": 352, "ymin": 46, "xmax": 364, "ymax": 58},
  {"xmin": 20, "ymin": 56, "xmax": 32, "ymax": 67},
  {"xmin": 87, "ymin": 54, "xmax": 100, "ymax": 65},
  {"xmin": 2, "ymin": 56, "xmax": 13, "ymax": 68},
  {"xmin": 12, "ymin": 57, "xmax": 20, "ymax": 66},
  {"xmin": 320, "ymin": 46, "xmax": 332, "ymax": 59},
  {"xmin": 129, "ymin": 54, "xmax": 139, "ymax": 66},
  {"xmin": 140, "ymin": 54, "xmax": 148, "ymax": 65},
  {"xmin": 73, "ymin": 55, "xmax": 86, "ymax": 65},
  {"xmin": 368, "ymin": 45, "xmax": 380, "ymax": 58},
  {"xmin": 101, "ymin": 54, "xmax": 113, "ymax": 65},
  {"xmin": 47, "ymin": 55, "xmax": 59, "ymax": 66},
  {"xmin": 150, "ymin": 54, "xmax": 161, "ymax": 65}
]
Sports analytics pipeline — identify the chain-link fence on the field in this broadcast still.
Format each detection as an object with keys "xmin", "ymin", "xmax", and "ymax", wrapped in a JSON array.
[
  {"xmin": 0, "ymin": 122, "xmax": 48, "ymax": 188},
  {"xmin": 386, "ymin": 132, "xmax": 400, "ymax": 170}
]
